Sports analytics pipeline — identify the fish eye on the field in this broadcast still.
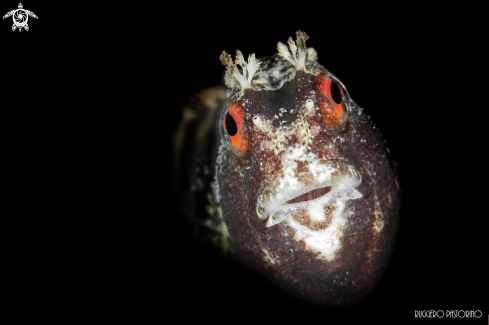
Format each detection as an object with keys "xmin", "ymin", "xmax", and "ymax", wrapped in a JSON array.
[
  {"xmin": 225, "ymin": 112, "xmax": 238, "ymax": 136},
  {"xmin": 330, "ymin": 79, "xmax": 343, "ymax": 104},
  {"xmin": 219, "ymin": 102, "xmax": 251, "ymax": 159},
  {"xmin": 316, "ymin": 73, "xmax": 350, "ymax": 131}
]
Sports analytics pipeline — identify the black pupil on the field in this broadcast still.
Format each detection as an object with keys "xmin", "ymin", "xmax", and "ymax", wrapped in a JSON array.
[
  {"xmin": 225, "ymin": 112, "xmax": 238, "ymax": 136},
  {"xmin": 330, "ymin": 80, "xmax": 343, "ymax": 104}
]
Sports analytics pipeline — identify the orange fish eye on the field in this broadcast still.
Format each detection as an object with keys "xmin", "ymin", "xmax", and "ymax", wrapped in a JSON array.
[
  {"xmin": 316, "ymin": 74, "xmax": 350, "ymax": 131},
  {"xmin": 220, "ymin": 102, "xmax": 251, "ymax": 159}
]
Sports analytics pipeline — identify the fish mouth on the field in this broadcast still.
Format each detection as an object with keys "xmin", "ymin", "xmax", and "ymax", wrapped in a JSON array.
[
  {"xmin": 256, "ymin": 159, "xmax": 369, "ymax": 227},
  {"xmin": 284, "ymin": 186, "xmax": 334, "ymax": 204}
]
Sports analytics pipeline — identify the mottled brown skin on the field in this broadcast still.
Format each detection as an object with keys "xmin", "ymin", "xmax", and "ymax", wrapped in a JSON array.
[{"xmin": 177, "ymin": 58, "xmax": 400, "ymax": 305}]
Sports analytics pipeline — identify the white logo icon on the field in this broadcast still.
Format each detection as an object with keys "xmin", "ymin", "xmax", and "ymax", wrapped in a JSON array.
[{"xmin": 3, "ymin": 3, "xmax": 37, "ymax": 32}]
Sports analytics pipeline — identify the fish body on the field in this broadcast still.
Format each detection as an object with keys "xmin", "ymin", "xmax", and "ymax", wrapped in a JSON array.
[{"xmin": 174, "ymin": 31, "xmax": 400, "ymax": 305}]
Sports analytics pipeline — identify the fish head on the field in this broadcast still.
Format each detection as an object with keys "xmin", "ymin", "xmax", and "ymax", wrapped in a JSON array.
[{"xmin": 216, "ymin": 31, "xmax": 400, "ymax": 304}]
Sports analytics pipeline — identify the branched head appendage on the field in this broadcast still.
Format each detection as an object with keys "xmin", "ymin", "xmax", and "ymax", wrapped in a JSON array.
[
  {"xmin": 220, "ymin": 50, "xmax": 261, "ymax": 90},
  {"xmin": 277, "ymin": 30, "xmax": 318, "ymax": 72}
]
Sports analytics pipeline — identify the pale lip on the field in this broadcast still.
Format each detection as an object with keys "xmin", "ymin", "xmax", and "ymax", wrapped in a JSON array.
[{"xmin": 256, "ymin": 159, "xmax": 367, "ymax": 223}]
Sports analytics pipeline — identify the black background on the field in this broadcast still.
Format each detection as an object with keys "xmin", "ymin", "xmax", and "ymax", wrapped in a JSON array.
[{"xmin": 2, "ymin": 2, "xmax": 486, "ymax": 322}]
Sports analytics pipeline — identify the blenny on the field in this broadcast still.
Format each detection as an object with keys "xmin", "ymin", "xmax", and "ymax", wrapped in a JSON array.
[{"xmin": 174, "ymin": 31, "xmax": 400, "ymax": 305}]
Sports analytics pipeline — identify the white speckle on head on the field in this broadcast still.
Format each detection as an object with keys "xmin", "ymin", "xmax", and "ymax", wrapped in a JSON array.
[
  {"xmin": 308, "ymin": 202, "xmax": 324, "ymax": 221},
  {"xmin": 373, "ymin": 210, "xmax": 384, "ymax": 233},
  {"xmin": 373, "ymin": 193, "xmax": 384, "ymax": 233},
  {"xmin": 309, "ymin": 125, "xmax": 320, "ymax": 136},
  {"xmin": 262, "ymin": 248, "xmax": 278, "ymax": 265},
  {"xmin": 305, "ymin": 99, "xmax": 314, "ymax": 109}
]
